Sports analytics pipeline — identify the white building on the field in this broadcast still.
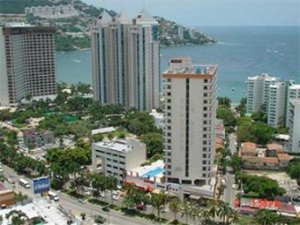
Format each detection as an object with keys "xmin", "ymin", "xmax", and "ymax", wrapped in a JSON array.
[
  {"xmin": 246, "ymin": 73, "xmax": 279, "ymax": 114},
  {"xmin": 286, "ymin": 83, "xmax": 300, "ymax": 126},
  {"xmin": 287, "ymin": 99, "xmax": 300, "ymax": 153},
  {"xmin": 149, "ymin": 109, "xmax": 164, "ymax": 130},
  {"xmin": 92, "ymin": 139, "xmax": 146, "ymax": 183},
  {"xmin": 0, "ymin": 23, "xmax": 57, "ymax": 106},
  {"xmin": 163, "ymin": 57, "xmax": 217, "ymax": 198},
  {"xmin": 91, "ymin": 9, "xmax": 160, "ymax": 111},
  {"xmin": 268, "ymin": 82, "xmax": 286, "ymax": 127}
]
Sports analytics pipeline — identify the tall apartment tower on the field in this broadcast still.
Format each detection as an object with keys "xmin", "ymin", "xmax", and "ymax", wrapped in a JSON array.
[
  {"xmin": 0, "ymin": 23, "xmax": 57, "ymax": 106},
  {"xmin": 246, "ymin": 73, "xmax": 279, "ymax": 114},
  {"xmin": 163, "ymin": 57, "xmax": 217, "ymax": 191},
  {"xmin": 286, "ymin": 83, "xmax": 300, "ymax": 126},
  {"xmin": 268, "ymin": 82, "xmax": 286, "ymax": 127},
  {"xmin": 287, "ymin": 99, "xmax": 300, "ymax": 153},
  {"xmin": 91, "ymin": 9, "xmax": 160, "ymax": 111}
]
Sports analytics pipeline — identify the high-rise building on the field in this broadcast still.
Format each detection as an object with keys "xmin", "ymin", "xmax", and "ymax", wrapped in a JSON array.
[
  {"xmin": 268, "ymin": 82, "xmax": 286, "ymax": 127},
  {"xmin": 246, "ymin": 73, "xmax": 279, "ymax": 114},
  {"xmin": 0, "ymin": 23, "xmax": 57, "ymax": 106},
  {"xmin": 286, "ymin": 83, "xmax": 300, "ymax": 126},
  {"xmin": 91, "ymin": 9, "xmax": 160, "ymax": 111},
  {"xmin": 287, "ymin": 99, "xmax": 300, "ymax": 153},
  {"xmin": 163, "ymin": 57, "xmax": 217, "ymax": 197}
]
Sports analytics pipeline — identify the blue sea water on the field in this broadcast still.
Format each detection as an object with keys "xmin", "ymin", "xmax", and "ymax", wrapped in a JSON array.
[{"xmin": 56, "ymin": 26, "xmax": 300, "ymax": 103}]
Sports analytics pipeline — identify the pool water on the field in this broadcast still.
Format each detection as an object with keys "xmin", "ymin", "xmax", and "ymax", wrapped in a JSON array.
[{"xmin": 142, "ymin": 167, "xmax": 165, "ymax": 178}]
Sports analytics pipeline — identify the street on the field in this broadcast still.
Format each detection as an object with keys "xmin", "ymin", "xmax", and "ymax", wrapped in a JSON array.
[{"xmin": 1, "ymin": 164, "xmax": 188, "ymax": 225}]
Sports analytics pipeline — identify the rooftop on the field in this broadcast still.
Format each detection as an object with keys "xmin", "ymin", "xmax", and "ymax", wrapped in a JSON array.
[
  {"xmin": 247, "ymin": 73, "xmax": 278, "ymax": 81},
  {"xmin": 266, "ymin": 143, "xmax": 284, "ymax": 152},
  {"xmin": 241, "ymin": 142, "xmax": 257, "ymax": 154},
  {"xmin": 163, "ymin": 57, "xmax": 217, "ymax": 76},
  {"xmin": 93, "ymin": 139, "xmax": 142, "ymax": 153},
  {"xmin": 0, "ymin": 198, "xmax": 74, "ymax": 225},
  {"xmin": 91, "ymin": 127, "xmax": 116, "ymax": 135}
]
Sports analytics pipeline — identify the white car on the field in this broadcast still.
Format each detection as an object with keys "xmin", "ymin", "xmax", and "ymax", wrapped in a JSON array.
[
  {"xmin": 112, "ymin": 194, "xmax": 119, "ymax": 201},
  {"xmin": 232, "ymin": 184, "xmax": 236, "ymax": 189}
]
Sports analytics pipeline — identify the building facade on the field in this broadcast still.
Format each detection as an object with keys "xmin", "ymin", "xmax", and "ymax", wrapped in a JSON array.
[
  {"xmin": 287, "ymin": 99, "xmax": 300, "ymax": 153},
  {"xmin": 0, "ymin": 23, "xmax": 57, "ymax": 106},
  {"xmin": 268, "ymin": 82, "xmax": 286, "ymax": 127},
  {"xmin": 286, "ymin": 83, "xmax": 300, "ymax": 126},
  {"xmin": 91, "ymin": 10, "xmax": 160, "ymax": 111},
  {"xmin": 246, "ymin": 73, "xmax": 279, "ymax": 114},
  {"xmin": 163, "ymin": 57, "xmax": 217, "ymax": 195},
  {"xmin": 92, "ymin": 139, "xmax": 146, "ymax": 183}
]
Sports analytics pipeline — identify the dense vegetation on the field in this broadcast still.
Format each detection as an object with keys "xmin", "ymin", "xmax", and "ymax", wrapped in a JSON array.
[{"xmin": 239, "ymin": 173, "xmax": 285, "ymax": 199}]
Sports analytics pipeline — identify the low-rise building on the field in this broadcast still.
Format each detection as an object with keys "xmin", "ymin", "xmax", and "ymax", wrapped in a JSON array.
[
  {"xmin": 240, "ymin": 142, "xmax": 257, "ymax": 157},
  {"xmin": 241, "ymin": 143, "xmax": 292, "ymax": 170},
  {"xmin": 92, "ymin": 139, "xmax": 146, "ymax": 183},
  {"xmin": 23, "ymin": 130, "xmax": 55, "ymax": 149},
  {"xmin": 0, "ymin": 183, "xmax": 15, "ymax": 207}
]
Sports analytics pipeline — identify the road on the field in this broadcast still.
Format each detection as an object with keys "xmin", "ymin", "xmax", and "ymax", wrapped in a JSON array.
[
  {"xmin": 1, "ymin": 164, "xmax": 186, "ymax": 225},
  {"xmin": 222, "ymin": 133, "xmax": 238, "ymax": 207}
]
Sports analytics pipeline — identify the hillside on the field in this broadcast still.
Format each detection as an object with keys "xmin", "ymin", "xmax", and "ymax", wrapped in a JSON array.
[{"xmin": 0, "ymin": 0, "xmax": 216, "ymax": 51}]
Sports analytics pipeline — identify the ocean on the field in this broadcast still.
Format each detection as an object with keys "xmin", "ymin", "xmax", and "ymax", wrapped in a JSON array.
[{"xmin": 56, "ymin": 26, "xmax": 300, "ymax": 103}]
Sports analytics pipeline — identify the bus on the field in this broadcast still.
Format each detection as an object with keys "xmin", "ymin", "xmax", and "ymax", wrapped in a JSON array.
[
  {"xmin": 19, "ymin": 178, "xmax": 30, "ymax": 189},
  {"xmin": 48, "ymin": 191, "xmax": 59, "ymax": 201}
]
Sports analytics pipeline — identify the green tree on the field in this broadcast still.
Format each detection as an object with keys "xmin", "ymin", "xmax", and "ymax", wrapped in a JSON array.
[
  {"xmin": 151, "ymin": 193, "xmax": 165, "ymax": 222},
  {"xmin": 126, "ymin": 111, "xmax": 158, "ymax": 136},
  {"xmin": 254, "ymin": 209, "xmax": 279, "ymax": 225},
  {"xmin": 218, "ymin": 97, "xmax": 231, "ymax": 108},
  {"xmin": 169, "ymin": 197, "xmax": 181, "ymax": 221},
  {"xmin": 287, "ymin": 159, "xmax": 300, "ymax": 180},
  {"xmin": 141, "ymin": 132, "xmax": 164, "ymax": 158},
  {"xmin": 217, "ymin": 106, "xmax": 237, "ymax": 127}
]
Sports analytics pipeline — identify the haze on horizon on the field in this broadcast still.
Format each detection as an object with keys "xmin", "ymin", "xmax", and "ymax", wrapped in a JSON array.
[{"xmin": 82, "ymin": 0, "xmax": 300, "ymax": 27}]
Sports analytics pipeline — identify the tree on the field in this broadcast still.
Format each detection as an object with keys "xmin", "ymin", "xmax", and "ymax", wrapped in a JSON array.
[
  {"xmin": 5, "ymin": 210, "xmax": 28, "ymax": 225},
  {"xmin": 218, "ymin": 97, "xmax": 231, "ymax": 108},
  {"xmin": 217, "ymin": 106, "xmax": 236, "ymax": 127},
  {"xmin": 169, "ymin": 197, "xmax": 181, "ymax": 221},
  {"xmin": 151, "ymin": 193, "xmax": 165, "ymax": 222},
  {"xmin": 80, "ymin": 212, "xmax": 86, "ymax": 221},
  {"xmin": 180, "ymin": 201, "xmax": 191, "ymax": 224},
  {"xmin": 207, "ymin": 199, "xmax": 220, "ymax": 221},
  {"xmin": 287, "ymin": 159, "xmax": 300, "ymax": 180},
  {"xmin": 106, "ymin": 176, "xmax": 118, "ymax": 204},
  {"xmin": 141, "ymin": 132, "xmax": 164, "ymax": 158},
  {"xmin": 126, "ymin": 111, "xmax": 158, "ymax": 136},
  {"xmin": 255, "ymin": 209, "xmax": 279, "ymax": 225}
]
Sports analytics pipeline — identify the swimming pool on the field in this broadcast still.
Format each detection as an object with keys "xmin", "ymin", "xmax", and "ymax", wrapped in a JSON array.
[{"xmin": 142, "ymin": 167, "xmax": 165, "ymax": 178}]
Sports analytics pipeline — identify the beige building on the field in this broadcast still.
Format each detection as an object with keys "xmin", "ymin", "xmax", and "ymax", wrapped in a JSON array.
[
  {"xmin": 163, "ymin": 57, "xmax": 217, "ymax": 198},
  {"xmin": 92, "ymin": 139, "xmax": 146, "ymax": 183},
  {"xmin": 268, "ymin": 82, "xmax": 286, "ymax": 127},
  {"xmin": 246, "ymin": 73, "xmax": 279, "ymax": 114},
  {"xmin": 0, "ymin": 23, "xmax": 57, "ymax": 106},
  {"xmin": 287, "ymin": 99, "xmax": 300, "ymax": 153},
  {"xmin": 91, "ymin": 9, "xmax": 160, "ymax": 111}
]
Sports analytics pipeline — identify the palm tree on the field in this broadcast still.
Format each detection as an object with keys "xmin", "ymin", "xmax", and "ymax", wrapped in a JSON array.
[
  {"xmin": 207, "ymin": 199, "xmax": 220, "ymax": 221},
  {"xmin": 106, "ymin": 175, "xmax": 118, "ymax": 204},
  {"xmin": 180, "ymin": 201, "xmax": 191, "ymax": 224},
  {"xmin": 150, "ymin": 193, "xmax": 164, "ymax": 222},
  {"xmin": 169, "ymin": 197, "xmax": 181, "ymax": 222},
  {"xmin": 6, "ymin": 210, "xmax": 28, "ymax": 225},
  {"xmin": 189, "ymin": 202, "xmax": 200, "ymax": 225},
  {"xmin": 255, "ymin": 209, "xmax": 279, "ymax": 225},
  {"xmin": 217, "ymin": 202, "xmax": 231, "ymax": 224},
  {"xmin": 226, "ymin": 208, "xmax": 239, "ymax": 225}
]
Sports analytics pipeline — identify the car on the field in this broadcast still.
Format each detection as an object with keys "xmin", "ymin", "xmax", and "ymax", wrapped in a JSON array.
[
  {"xmin": 221, "ymin": 179, "xmax": 226, "ymax": 185},
  {"xmin": 78, "ymin": 199, "xmax": 86, "ymax": 204},
  {"xmin": 102, "ymin": 206, "xmax": 110, "ymax": 212},
  {"xmin": 7, "ymin": 178, "xmax": 15, "ymax": 184},
  {"xmin": 232, "ymin": 184, "xmax": 236, "ymax": 189},
  {"xmin": 162, "ymin": 207, "xmax": 169, "ymax": 213},
  {"xmin": 136, "ymin": 204, "xmax": 146, "ymax": 211},
  {"xmin": 112, "ymin": 194, "xmax": 119, "ymax": 201}
]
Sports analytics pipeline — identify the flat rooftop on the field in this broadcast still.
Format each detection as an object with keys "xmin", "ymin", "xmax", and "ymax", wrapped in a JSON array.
[
  {"xmin": 0, "ymin": 198, "xmax": 74, "ymax": 225},
  {"xmin": 164, "ymin": 65, "xmax": 217, "ymax": 76},
  {"xmin": 93, "ymin": 139, "xmax": 132, "ymax": 153}
]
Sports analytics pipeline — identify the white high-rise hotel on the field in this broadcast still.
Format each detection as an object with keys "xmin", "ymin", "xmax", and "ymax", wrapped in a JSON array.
[
  {"xmin": 0, "ymin": 23, "xmax": 57, "ymax": 106},
  {"xmin": 91, "ymin": 10, "xmax": 160, "ymax": 111},
  {"xmin": 163, "ymin": 57, "xmax": 217, "ymax": 195}
]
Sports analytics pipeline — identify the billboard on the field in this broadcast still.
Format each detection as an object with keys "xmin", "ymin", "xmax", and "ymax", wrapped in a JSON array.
[{"xmin": 32, "ymin": 176, "xmax": 50, "ymax": 194}]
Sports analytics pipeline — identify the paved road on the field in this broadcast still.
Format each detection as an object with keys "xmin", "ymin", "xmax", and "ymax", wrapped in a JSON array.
[
  {"xmin": 228, "ymin": 133, "xmax": 237, "ymax": 155},
  {"xmin": 223, "ymin": 173, "xmax": 236, "ymax": 207},
  {"xmin": 2, "ymin": 164, "xmax": 188, "ymax": 225}
]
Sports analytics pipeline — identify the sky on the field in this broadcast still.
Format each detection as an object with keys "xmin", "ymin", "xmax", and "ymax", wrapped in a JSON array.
[{"xmin": 82, "ymin": 0, "xmax": 300, "ymax": 27}]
